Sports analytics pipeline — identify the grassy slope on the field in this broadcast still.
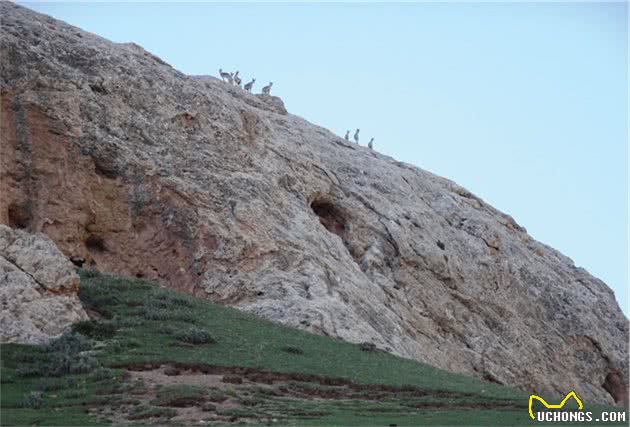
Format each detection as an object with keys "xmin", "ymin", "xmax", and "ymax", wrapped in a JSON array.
[{"xmin": 0, "ymin": 270, "xmax": 625, "ymax": 426}]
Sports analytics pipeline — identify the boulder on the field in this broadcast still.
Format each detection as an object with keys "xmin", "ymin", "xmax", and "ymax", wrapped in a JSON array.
[{"xmin": 0, "ymin": 225, "xmax": 88, "ymax": 344}]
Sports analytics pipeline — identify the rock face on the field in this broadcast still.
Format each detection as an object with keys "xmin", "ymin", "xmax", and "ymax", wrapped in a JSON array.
[
  {"xmin": 0, "ymin": 1, "xmax": 627, "ymax": 404},
  {"xmin": 0, "ymin": 224, "xmax": 88, "ymax": 344}
]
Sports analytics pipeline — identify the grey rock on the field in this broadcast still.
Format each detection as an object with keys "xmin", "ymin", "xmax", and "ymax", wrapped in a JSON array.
[{"xmin": 0, "ymin": 224, "xmax": 88, "ymax": 344}]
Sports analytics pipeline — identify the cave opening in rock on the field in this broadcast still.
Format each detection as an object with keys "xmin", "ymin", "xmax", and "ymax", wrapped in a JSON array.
[
  {"xmin": 85, "ymin": 234, "xmax": 107, "ymax": 252},
  {"xmin": 310, "ymin": 198, "xmax": 347, "ymax": 239},
  {"xmin": 7, "ymin": 203, "xmax": 32, "ymax": 229}
]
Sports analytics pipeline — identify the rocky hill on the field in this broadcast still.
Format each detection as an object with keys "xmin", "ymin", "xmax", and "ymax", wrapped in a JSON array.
[{"xmin": 1, "ymin": 1, "xmax": 627, "ymax": 405}]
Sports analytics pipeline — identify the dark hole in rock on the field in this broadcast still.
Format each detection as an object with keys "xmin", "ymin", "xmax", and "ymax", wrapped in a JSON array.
[
  {"xmin": 70, "ymin": 256, "xmax": 86, "ymax": 268},
  {"xmin": 602, "ymin": 369, "xmax": 629, "ymax": 407},
  {"xmin": 256, "ymin": 291, "xmax": 265, "ymax": 296},
  {"xmin": 437, "ymin": 240, "xmax": 445, "ymax": 250},
  {"xmin": 8, "ymin": 203, "xmax": 32, "ymax": 229},
  {"xmin": 310, "ymin": 198, "xmax": 347, "ymax": 238},
  {"xmin": 135, "ymin": 272, "xmax": 144, "ymax": 278},
  {"xmin": 85, "ymin": 234, "xmax": 107, "ymax": 252},
  {"xmin": 93, "ymin": 157, "xmax": 118, "ymax": 179},
  {"xmin": 89, "ymin": 83, "xmax": 108, "ymax": 95}
]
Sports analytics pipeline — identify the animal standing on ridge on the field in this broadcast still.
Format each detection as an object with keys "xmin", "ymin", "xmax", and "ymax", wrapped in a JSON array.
[
  {"xmin": 262, "ymin": 82, "xmax": 273, "ymax": 95},
  {"xmin": 219, "ymin": 68, "xmax": 232, "ymax": 83},
  {"xmin": 234, "ymin": 71, "xmax": 242, "ymax": 87},
  {"xmin": 368, "ymin": 138, "xmax": 374, "ymax": 150},
  {"xmin": 244, "ymin": 78, "xmax": 255, "ymax": 92},
  {"xmin": 344, "ymin": 131, "xmax": 350, "ymax": 141},
  {"xmin": 354, "ymin": 129, "xmax": 360, "ymax": 144}
]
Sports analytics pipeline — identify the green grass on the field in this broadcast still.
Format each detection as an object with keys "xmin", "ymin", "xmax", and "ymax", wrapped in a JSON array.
[{"xmin": 1, "ymin": 269, "xmax": 626, "ymax": 426}]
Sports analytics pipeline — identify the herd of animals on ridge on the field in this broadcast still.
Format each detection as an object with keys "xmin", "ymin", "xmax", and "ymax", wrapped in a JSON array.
[{"xmin": 219, "ymin": 68, "xmax": 375, "ymax": 150}]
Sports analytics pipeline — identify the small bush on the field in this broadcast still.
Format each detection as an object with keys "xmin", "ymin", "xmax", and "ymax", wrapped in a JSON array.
[
  {"xmin": 128, "ymin": 405, "xmax": 177, "ymax": 420},
  {"xmin": 359, "ymin": 342, "xmax": 378, "ymax": 352},
  {"xmin": 22, "ymin": 391, "xmax": 43, "ymax": 408},
  {"xmin": 46, "ymin": 332, "xmax": 93, "ymax": 354},
  {"xmin": 222, "ymin": 375, "xmax": 243, "ymax": 384},
  {"xmin": 61, "ymin": 388, "xmax": 84, "ymax": 399},
  {"xmin": 151, "ymin": 384, "xmax": 206, "ymax": 407},
  {"xmin": 48, "ymin": 353, "xmax": 100, "ymax": 377},
  {"xmin": 80, "ymin": 268, "xmax": 100, "ymax": 279},
  {"xmin": 281, "ymin": 346, "xmax": 304, "ymax": 355},
  {"xmin": 112, "ymin": 316, "xmax": 144, "ymax": 328},
  {"xmin": 202, "ymin": 402, "xmax": 217, "ymax": 412},
  {"xmin": 163, "ymin": 366, "xmax": 180, "ymax": 376},
  {"xmin": 72, "ymin": 320, "xmax": 117, "ymax": 339},
  {"xmin": 153, "ymin": 292, "xmax": 193, "ymax": 308},
  {"xmin": 90, "ymin": 367, "xmax": 119, "ymax": 382},
  {"xmin": 37, "ymin": 377, "xmax": 77, "ymax": 391},
  {"xmin": 157, "ymin": 324, "xmax": 178, "ymax": 336},
  {"xmin": 16, "ymin": 332, "xmax": 99, "ymax": 378},
  {"xmin": 174, "ymin": 327, "xmax": 215, "ymax": 345},
  {"xmin": 138, "ymin": 304, "xmax": 197, "ymax": 323},
  {"xmin": 240, "ymin": 397, "xmax": 264, "ymax": 407},
  {"xmin": 207, "ymin": 389, "xmax": 229, "ymax": 403},
  {"xmin": 1, "ymin": 374, "xmax": 16, "ymax": 384}
]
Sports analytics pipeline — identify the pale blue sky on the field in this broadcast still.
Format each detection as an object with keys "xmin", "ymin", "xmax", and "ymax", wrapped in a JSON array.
[{"xmin": 23, "ymin": 2, "xmax": 628, "ymax": 315}]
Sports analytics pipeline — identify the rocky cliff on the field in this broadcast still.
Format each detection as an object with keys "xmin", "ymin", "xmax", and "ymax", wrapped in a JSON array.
[
  {"xmin": 0, "ymin": 224, "xmax": 88, "ymax": 344},
  {"xmin": 1, "ymin": 1, "xmax": 627, "ymax": 405}
]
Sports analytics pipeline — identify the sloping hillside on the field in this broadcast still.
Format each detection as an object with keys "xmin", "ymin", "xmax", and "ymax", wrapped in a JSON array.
[
  {"xmin": 0, "ymin": 1, "xmax": 627, "ymax": 405},
  {"xmin": 3, "ymin": 270, "xmax": 625, "ymax": 426}
]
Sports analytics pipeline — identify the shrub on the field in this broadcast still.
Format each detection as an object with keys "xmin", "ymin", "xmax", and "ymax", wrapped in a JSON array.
[
  {"xmin": 222, "ymin": 375, "xmax": 243, "ymax": 384},
  {"xmin": 112, "ymin": 316, "xmax": 144, "ymax": 328},
  {"xmin": 46, "ymin": 332, "xmax": 93, "ymax": 354},
  {"xmin": 90, "ymin": 367, "xmax": 118, "ymax": 382},
  {"xmin": 127, "ymin": 405, "xmax": 177, "ymax": 420},
  {"xmin": 46, "ymin": 352, "xmax": 99, "ymax": 377},
  {"xmin": 207, "ymin": 389, "xmax": 229, "ymax": 403},
  {"xmin": 79, "ymin": 268, "xmax": 100, "ymax": 279},
  {"xmin": 37, "ymin": 377, "xmax": 77, "ymax": 391},
  {"xmin": 138, "ymin": 303, "xmax": 196, "ymax": 323},
  {"xmin": 202, "ymin": 402, "xmax": 217, "ymax": 412},
  {"xmin": 72, "ymin": 320, "xmax": 117, "ymax": 339},
  {"xmin": 281, "ymin": 346, "xmax": 304, "ymax": 355},
  {"xmin": 22, "ymin": 391, "xmax": 43, "ymax": 408},
  {"xmin": 174, "ymin": 327, "xmax": 215, "ymax": 345},
  {"xmin": 359, "ymin": 342, "xmax": 378, "ymax": 352},
  {"xmin": 16, "ymin": 332, "xmax": 99, "ymax": 378},
  {"xmin": 151, "ymin": 384, "xmax": 206, "ymax": 407},
  {"xmin": 163, "ymin": 366, "xmax": 180, "ymax": 376},
  {"xmin": 153, "ymin": 292, "xmax": 193, "ymax": 308}
]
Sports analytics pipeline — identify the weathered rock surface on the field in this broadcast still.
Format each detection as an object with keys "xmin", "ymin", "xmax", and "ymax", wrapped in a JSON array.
[
  {"xmin": 0, "ymin": 1, "xmax": 627, "ymax": 404},
  {"xmin": 0, "ymin": 224, "xmax": 88, "ymax": 344}
]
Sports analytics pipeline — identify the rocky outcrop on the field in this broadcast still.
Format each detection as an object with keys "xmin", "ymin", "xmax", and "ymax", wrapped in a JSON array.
[
  {"xmin": 0, "ymin": 224, "xmax": 88, "ymax": 344},
  {"xmin": 0, "ymin": 1, "xmax": 627, "ymax": 405}
]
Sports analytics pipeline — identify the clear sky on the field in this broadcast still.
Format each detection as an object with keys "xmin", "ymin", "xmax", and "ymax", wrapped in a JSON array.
[{"xmin": 22, "ymin": 2, "xmax": 628, "ymax": 315}]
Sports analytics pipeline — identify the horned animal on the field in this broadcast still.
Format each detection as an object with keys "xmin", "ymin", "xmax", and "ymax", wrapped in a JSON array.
[
  {"xmin": 244, "ymin": 78, "xmax": 255, "ymax": 92},
  {"xmin": 219, "ymin": 68, "xmax": 231, "ymax": 82},
  {"xmin": 262, "ymin": 82, "xmax": 273, "ymax": 95}
]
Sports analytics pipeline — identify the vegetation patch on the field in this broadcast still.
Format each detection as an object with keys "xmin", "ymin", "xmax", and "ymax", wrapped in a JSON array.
[
  {"xmin": 1, "ymin": 269, "xmax": 624, "ymax": 426},
  {"xmin": 127, "ymin": 405, "xmax": 177, "ymax": 420},
  {"xmin": 72, "ymin": 320, "xmax": 117, "ymax": 339},
  {"xmin": 151, "ymin": 384, "xmax": 206, "ymax": 407}
]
